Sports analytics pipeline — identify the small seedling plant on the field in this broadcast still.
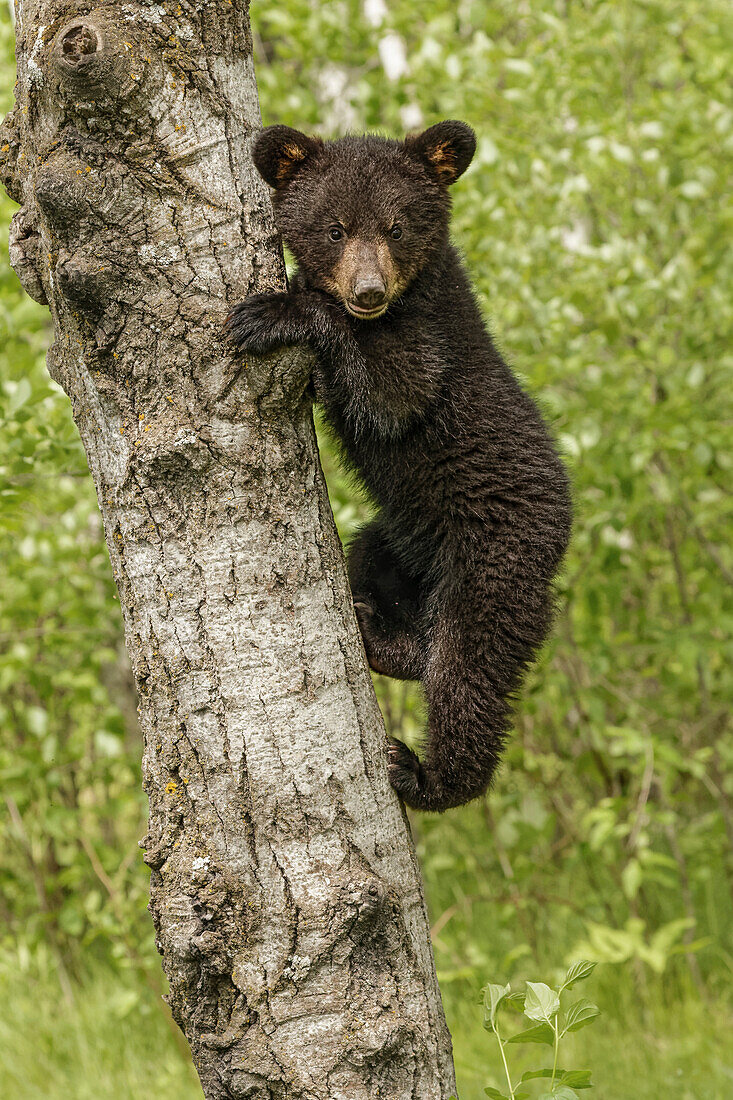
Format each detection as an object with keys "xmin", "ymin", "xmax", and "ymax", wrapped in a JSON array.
[{"xmin": 480, "ymin": 960, "xmax": 600, "ymax": 1100}]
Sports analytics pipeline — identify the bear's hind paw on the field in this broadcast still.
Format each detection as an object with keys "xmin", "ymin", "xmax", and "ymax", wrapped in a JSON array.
[{"xmin": 386, "ymin": 739, "xmax": 435, "ymax": 810}]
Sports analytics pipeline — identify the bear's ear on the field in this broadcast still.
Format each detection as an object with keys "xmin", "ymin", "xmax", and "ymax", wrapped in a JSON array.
[
  {"xmin": 404, "ymin": 120, "xmax": 476, "ymax": 185},
  {"xmin": 252, "ymin": 125, "xmax": 324, "ymax": 190}
]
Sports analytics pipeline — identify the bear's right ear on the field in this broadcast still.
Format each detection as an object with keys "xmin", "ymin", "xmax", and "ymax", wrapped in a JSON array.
[
  {"xmin": 404, "ymin": 120, "xmax": 476, "ymax": 185},
  {"xmin": 252, "ymin": 125, "xmax": 324, "ymax": 190}
]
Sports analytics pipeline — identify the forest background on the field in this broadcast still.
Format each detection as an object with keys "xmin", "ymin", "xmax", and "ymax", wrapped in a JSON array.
[{"xmin": 1, "ymin": 1, "xmax": 731, "ymax": 1097}]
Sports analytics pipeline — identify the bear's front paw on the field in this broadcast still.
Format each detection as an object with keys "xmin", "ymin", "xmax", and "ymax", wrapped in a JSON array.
[{"xmin": 224, "ymin": 292, "xmax": 295, "ymax": 355}]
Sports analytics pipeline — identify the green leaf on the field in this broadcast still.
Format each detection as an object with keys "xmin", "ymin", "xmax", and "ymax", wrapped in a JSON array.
[
  {"xmin": 482, "ymin": 981, "xmax": 511, "ymax": 1028},
  {"xmin": 524, "ymin": 981, "xmax": 560, "ymax": 1023},
  {"xmin": 622, "ymin": 858, "xmax": 642, "ymax": 899},
  {"xmin": 5, "ymin": 377, "xmax": 32, "ymax": 417},
  {"xmin": 519, "ymin": 1067, "xmax": 592, "ymax": 1090},
  {"xmin": 561, "ymin": 960, "xmax": 597, "ymax": 990},
  {"xmin": 649, "ymin": 918, "xmax": 695, "ymax": 957},
  {"xmin": 561, "ymin": 1070, "xmax": 593, "ymax": 1088},
  {"xmin": 562, "ymin": 998, "xmax": 601, "ymax": 1034},
  {"xmin": 484, "ymin": 1089, "xmax": 510, "ymax": 1100},
  {"xmin": 507, "ymin": 1023, "xmax": 556, "ymax": 1046},
  {"xmin": 520, "ymin": 1068, "xmax": 558, "ymax": 1082}
]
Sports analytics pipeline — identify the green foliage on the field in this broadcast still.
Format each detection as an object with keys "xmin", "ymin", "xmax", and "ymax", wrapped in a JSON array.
[
  {"xmin": 1, "ymin": 0, "xmax": 732, "ymax": 1095},
  {"xmin": 0, "ymin": 954, "xmax": 199, "ymax": 1099},
  {"xmin": 481, "ymin": 961, "xmax": 599, "ymax": 1099},
  {"xmin": 4, "ymin": 958, "xmax": 733, "ymax": 1100}
]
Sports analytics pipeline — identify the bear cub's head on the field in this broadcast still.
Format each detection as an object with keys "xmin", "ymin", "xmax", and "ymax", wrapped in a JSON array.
[{"xmin": 252, "ymin": 120, "xmax": 476, "ymax": 320}]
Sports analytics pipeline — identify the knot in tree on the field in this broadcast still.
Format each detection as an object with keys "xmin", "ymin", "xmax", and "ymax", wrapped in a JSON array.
[{"xmin": 57, "ymin": 21, "xmax": 103, "ymax": 67}]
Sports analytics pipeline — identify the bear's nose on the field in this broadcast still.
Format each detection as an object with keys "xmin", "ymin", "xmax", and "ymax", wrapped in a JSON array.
[{"xmin": 353, "ymin": 278, "xmax": 387, "ymax": 310}]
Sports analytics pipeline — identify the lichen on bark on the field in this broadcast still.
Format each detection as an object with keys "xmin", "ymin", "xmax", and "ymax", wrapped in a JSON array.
[{"xmin": 1, "ymin": 2, "xmax": 457, "ymax": 1096}]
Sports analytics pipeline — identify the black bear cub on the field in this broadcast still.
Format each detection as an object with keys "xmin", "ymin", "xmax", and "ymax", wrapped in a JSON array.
[{"xmin": 226, "ymin": 121, "xmax": 572, "ymax": 812}]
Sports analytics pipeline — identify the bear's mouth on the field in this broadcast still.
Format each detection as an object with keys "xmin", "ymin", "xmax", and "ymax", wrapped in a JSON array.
[{"xmin": 345, "ymin": 300, "xmax": 388, "ymax": 320}]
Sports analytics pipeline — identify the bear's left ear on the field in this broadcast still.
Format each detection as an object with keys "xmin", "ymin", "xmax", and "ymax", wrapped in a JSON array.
[
  {"xmin": 404, "ymin": 120, "xmax": 476, "ymax": 185},
  {"xmin": 252, "ymin": 125, "xmax": 324, "ymax": 190}
]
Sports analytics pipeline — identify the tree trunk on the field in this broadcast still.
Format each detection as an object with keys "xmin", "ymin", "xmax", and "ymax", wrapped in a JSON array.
[{"xmin": 1, "ymin": 3, "xmax": 457, "ymax": 1097}]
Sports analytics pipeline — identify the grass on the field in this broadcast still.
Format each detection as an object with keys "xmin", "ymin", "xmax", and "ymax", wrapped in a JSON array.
[
  {"xmin": 1, "ymin": 953, "xmax": 732, "ymax": 1099},
  {"xmin": 0, "ymin": 956, "xmax": 201, "ymax": 1100},
  {"xmin": 449, "ymin": 988, "xmax": 733, "ymax": 1100}
]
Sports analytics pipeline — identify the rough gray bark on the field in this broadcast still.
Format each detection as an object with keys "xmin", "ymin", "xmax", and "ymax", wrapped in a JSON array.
[{"xmin": 1, "ymin": 2, "xmax": 457, "ymax": 1097}]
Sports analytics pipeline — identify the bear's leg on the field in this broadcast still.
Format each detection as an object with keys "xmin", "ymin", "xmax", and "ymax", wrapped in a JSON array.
[
  {"xmin": 347, "ymin": 519, "xmax": 427, "ymax": 681},
  {"xmin": 386, "ymin": 649, "xmax": 510, "ymax": 812},
  {"xmin": 387, "ymin": 562, "xmax": 555, "ymax": 812}
]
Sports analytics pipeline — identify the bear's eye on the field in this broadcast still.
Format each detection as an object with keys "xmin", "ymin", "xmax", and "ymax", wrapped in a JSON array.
[
  {"xmin": 328, "ymin": 226, "xmax": 343, "ymax": 242},
  {"xmin": 390, "ymin": 225, "xmax": 403, "ymax": 240}
]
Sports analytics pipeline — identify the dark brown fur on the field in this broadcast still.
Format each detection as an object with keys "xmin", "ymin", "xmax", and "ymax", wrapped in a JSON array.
[{"xmin": 225, "ymin": 121, "xmax": 572, "ymax": 812}]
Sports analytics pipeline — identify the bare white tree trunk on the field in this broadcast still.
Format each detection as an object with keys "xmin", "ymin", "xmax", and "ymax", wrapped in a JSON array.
[{"xmin": 1, "ymin": 2, "xmax": 457, "ymax": 1096}]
